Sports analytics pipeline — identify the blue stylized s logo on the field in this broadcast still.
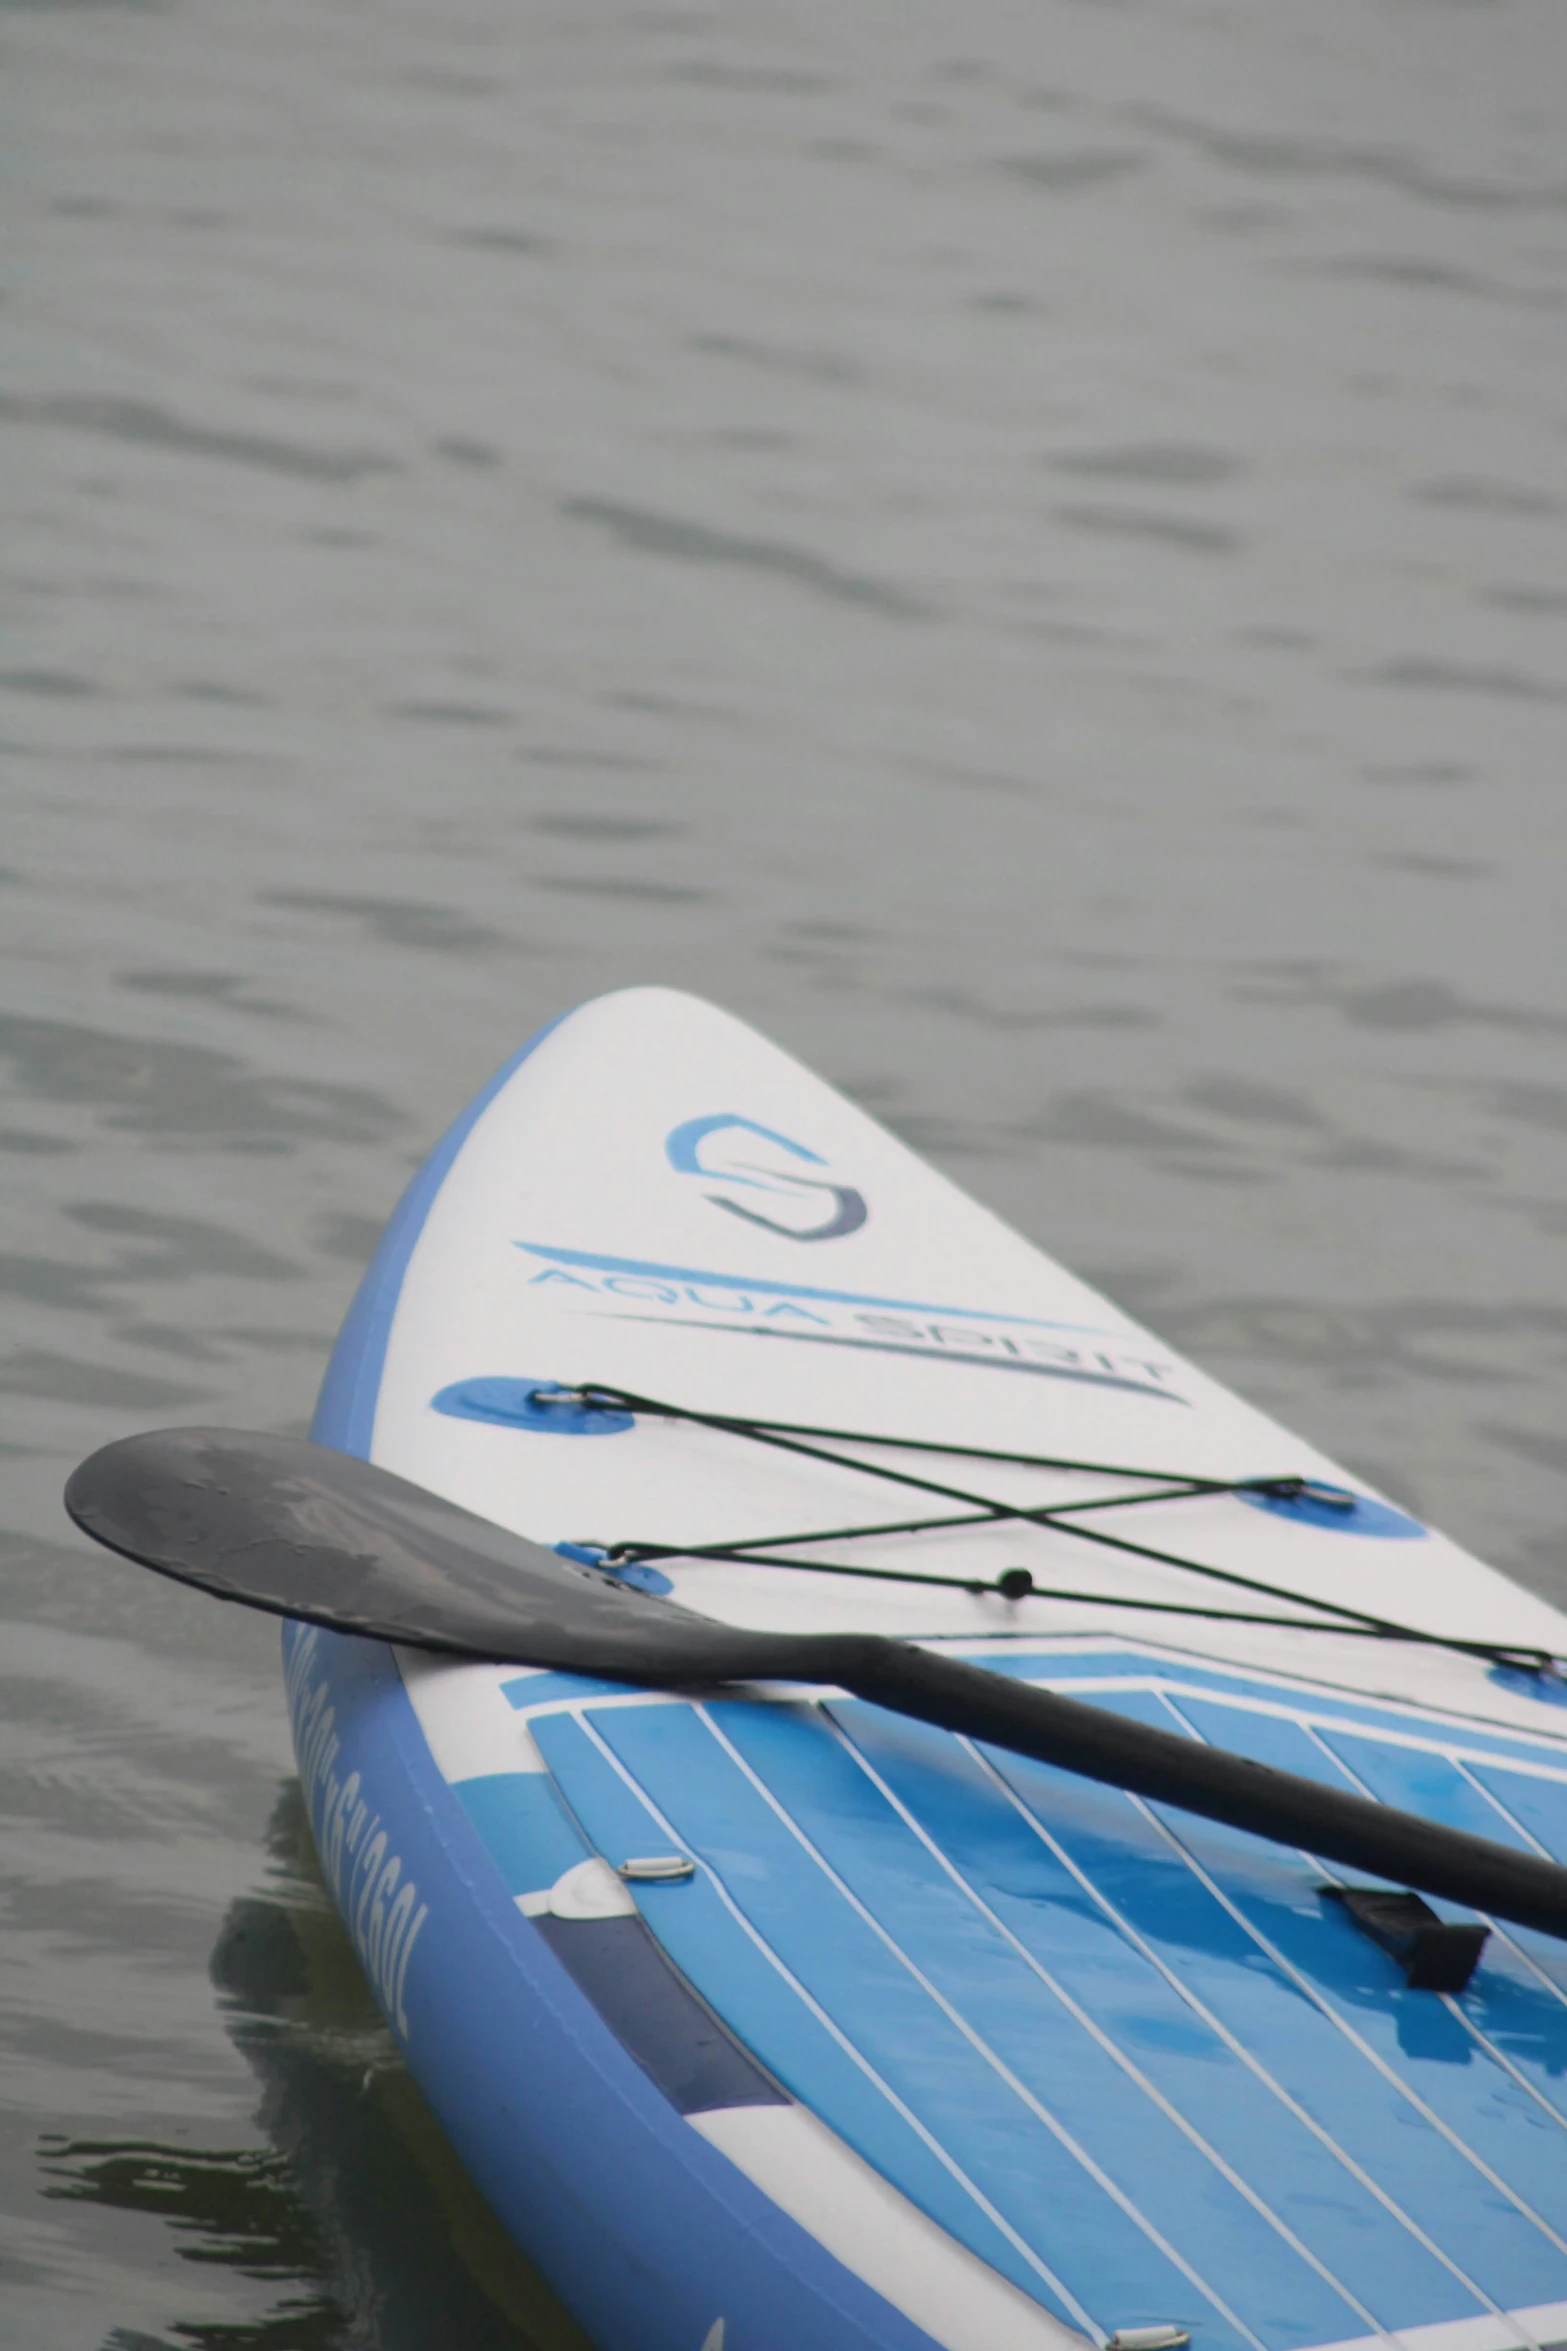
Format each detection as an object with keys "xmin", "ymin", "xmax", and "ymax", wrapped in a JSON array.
[{"xmin": 665, "ymin": 1115, "xmax": 868, "ymax": 1242}]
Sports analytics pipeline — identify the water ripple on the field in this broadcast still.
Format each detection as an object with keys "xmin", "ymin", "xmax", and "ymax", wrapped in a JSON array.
[
  {"xmin": 0, "ymin": 393, "xmax": 399, "ymax": 483},
  {"xmin": 561, "ymin": 498, "xmax": 932, "ymax": 619},
  {"xmin": 7, "ymin": 3, "xmax": 1567, "ymax": 2338}
]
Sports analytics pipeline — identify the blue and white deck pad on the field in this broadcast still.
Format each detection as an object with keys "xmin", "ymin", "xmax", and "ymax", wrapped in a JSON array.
[{"xmin": 300, "ymin": 988, "xmax": 1567, "ymax": 2351}]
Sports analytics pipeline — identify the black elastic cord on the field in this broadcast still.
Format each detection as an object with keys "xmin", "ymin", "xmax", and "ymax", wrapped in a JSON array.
[{"xmin": 555, "ymin": 1383, "xmax": 1561, "ymax": 1679}]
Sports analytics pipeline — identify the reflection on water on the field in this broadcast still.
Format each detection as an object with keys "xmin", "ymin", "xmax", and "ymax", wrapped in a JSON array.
[
  {"xmin": 42, "ymin": 2136, "xmax": 350, "ymax": 2351},
  {"xmin": 37, "ymin": 1788, "xmax": 589, "ymax": 2351}
]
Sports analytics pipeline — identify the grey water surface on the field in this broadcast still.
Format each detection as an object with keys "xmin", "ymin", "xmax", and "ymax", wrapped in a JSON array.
[{"xmin": 4, "ymin": 0, "xmax": 1567, "ymax": 2341}]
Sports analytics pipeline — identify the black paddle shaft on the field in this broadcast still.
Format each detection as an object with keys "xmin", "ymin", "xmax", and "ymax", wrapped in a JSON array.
[
  {"xmin": 63, "ymin": 1425, "xmax": 1567, "ymax": 1945},
  {"xmin": 816, "ymin": 1640, "xmax": 1567, "ymax": 1940}
]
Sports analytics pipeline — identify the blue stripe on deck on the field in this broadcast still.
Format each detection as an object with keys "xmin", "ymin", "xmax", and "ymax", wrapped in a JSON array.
[
  {"xmin": 502, "ymin": 1671, "xmax": 646, "ymax": 1712},
  {"xmin": 1468, "ymin": 1756, "xmax": 1567, "ymax": 1866},
  {"xmin": 1061, "ymin": 1688, "xmax": 1567, "ymax": 2313},
  {"xmin": 525, "ymin": 1709, "xmax": 1086, "ymax": 2335},
  {"xmin": 1461, "ymin": 1761, "xmax": 1567, "ymax": 2005},
  {"xmin": 505, "ymin": 1650, "xmax": 1567, "ymax": 2346},
  {"xmin": 703, "ymin": 1695, "xmax": 1370, "ymax": 2348},
  {"xmin": 968, "ymin": 1647, "xmax": 1567, "ymax": 1772},
  {"xmin": 826, "ymin": 1698, "xmax": 1471, "ymax": 2334},
  {"xmin": 551, "ymin": 1701, "xmax": 1288, "ymax": 2345},
  {"xmin": 452, "ymin": 1772, "xmax": 590, "ymax": 1893},
  {"xmin": 1172, "ymin": 1699, "xmax": 1567, "ymax": 2140}
]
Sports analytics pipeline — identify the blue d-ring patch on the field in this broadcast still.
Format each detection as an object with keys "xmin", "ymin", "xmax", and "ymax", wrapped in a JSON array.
[
  {"xmin": 431, "ymin": 1378, "xmax": 634, "ymax": 1436},
  {"xmin": 554, "ymin": 1541, "xmax": 675, "ymax": 1597},
  {"xmin": 1237, "ymin": 1483, "xmax": 1427, "ymax": 1540},
  {"xmin": 1488, "ymin": 1664, "xmax": 1567, "ymax": 1709}
]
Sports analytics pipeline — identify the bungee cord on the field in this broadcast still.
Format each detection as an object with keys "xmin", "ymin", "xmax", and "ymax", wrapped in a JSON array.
[{"xmin": 542, "ymin": 1382, "xmax": 1565, "ymax": 1680}]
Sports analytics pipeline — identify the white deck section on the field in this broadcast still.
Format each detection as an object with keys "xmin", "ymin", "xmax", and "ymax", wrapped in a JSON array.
[
  {"xmin": 691, "ymin": 2103, "xmax": 1089, "ymax": 2351},
  {"xmin": 369, "ymin": 989, "xmax": 1567, "ymax": 1668},
  {"xmin": 394, "ymin": 1648, "xmax": 546, "ymax": 1774}
]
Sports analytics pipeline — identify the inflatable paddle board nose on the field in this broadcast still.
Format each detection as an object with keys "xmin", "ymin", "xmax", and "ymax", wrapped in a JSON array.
[{"xmin": 296, "ymin": 986, "xmax": 1567, "ymax": 2351}]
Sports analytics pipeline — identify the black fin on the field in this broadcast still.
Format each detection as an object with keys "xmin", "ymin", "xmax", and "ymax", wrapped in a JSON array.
[{"xmin": 1321, "ymin": 1885, "xmax": 1489, "ymax": 1993}]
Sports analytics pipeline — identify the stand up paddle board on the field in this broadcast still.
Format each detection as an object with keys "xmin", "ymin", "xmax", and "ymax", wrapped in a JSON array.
[{"xmin": 294, "ymin": 987, "xmax": 1567, "ymax": 2351}]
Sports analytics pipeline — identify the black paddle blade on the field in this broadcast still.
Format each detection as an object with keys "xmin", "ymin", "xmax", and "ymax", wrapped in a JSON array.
[
  {"xmin": 63, "ymin": 1427, "xmax": 799, "ymax": 1682},
  {"xmin": 64, "ymin": 1425, "xmax": 1567, "ymax": 1947}
]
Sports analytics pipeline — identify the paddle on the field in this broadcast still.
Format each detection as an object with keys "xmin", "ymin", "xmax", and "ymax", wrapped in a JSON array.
[{"xmin": 64, "ymin": 1425, "xmax": 1567, "ymax": 1947}]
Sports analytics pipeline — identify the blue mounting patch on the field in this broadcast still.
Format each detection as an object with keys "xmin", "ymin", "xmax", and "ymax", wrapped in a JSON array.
[
  {"xmin": 432, "ymin": 1377, "xmax": 635, "ymax": 1436},
  {"xmin": 1236, "ymin": 1483, "xmax": 1427, "ymax": 1539},
  {"xmin": 1489, "ymin": 1664, "xmax": 1567, "ymax": 1710},
  {"xmin": 607, "ymin": 1561, "xmax": 676, "ymax": 1596},
  {"xmin": 554, "ymin": 1542, "xmax": 675, "ymax": 1598}
]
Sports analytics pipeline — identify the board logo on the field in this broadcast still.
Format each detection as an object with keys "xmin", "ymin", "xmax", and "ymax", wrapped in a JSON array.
[
  {"xmin": 665, "ymin": 1113, "xmax": 867, "ymax": 1242},
  {"xmin": 284, "ymin": 1626, "xmax": 429, "ymax": 2040}
]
